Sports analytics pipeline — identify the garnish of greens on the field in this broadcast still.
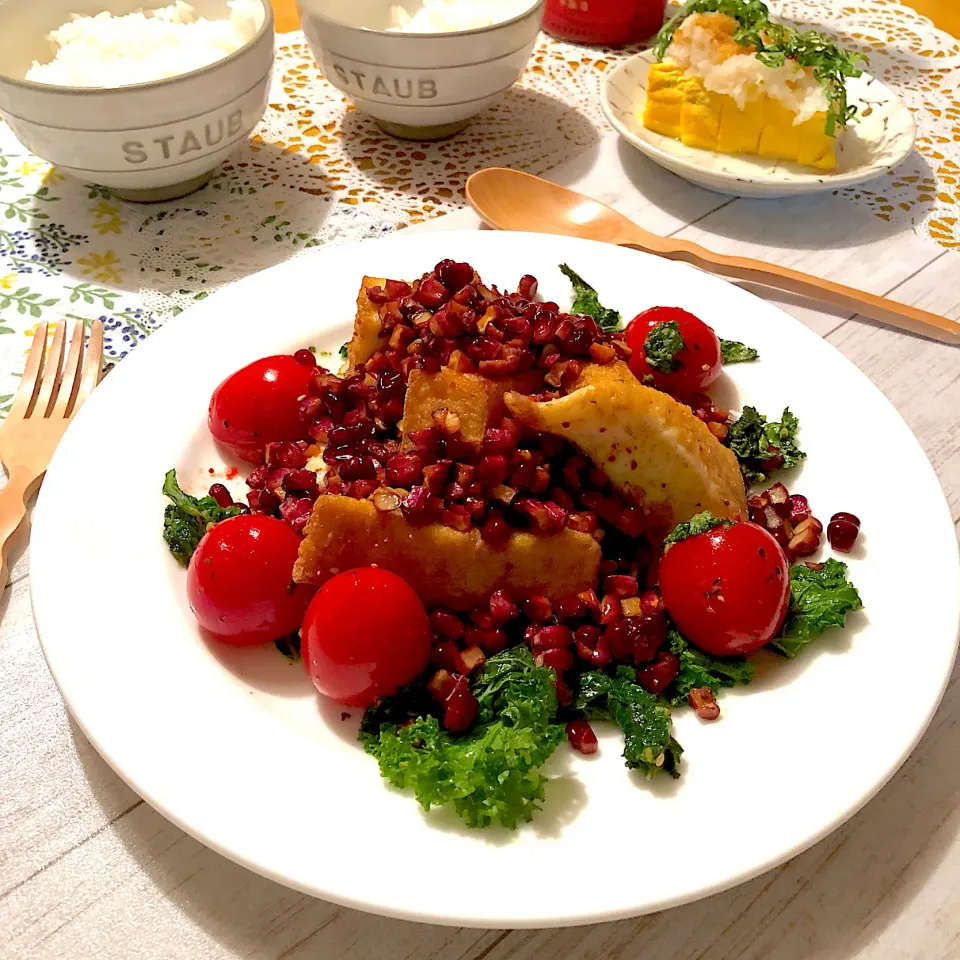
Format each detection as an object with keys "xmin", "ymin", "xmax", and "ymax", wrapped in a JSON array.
[
  {"xmin": 720, "ymin": 338, "xmax": 759, "ymax": 364},
  {"xmin": 559, "ymin": 264, "xmax": 622, "ymax": 331},
  {"xmin": 663, "ymin": 509, "xmax": 728, "ymax": 545},
  {"xmin": 162, "ymin": 468, "xmax": 240, "ymax": 567},
  {"xmin": 338, "ymin": 343, "xmax": 348, "ymax": 360},
  {"xmin": 727, "ymin": 405, "xmax": 806, "ymax": 484},
  {"xmin": 666, "ymin": 629, "xmax": 754, "ymax": 705},
  {"xmin": 654, "ymin": 0, "xmax": 867, "ymax": 135},
  {"xmin": 576, "ymin": 668, "xmax": 683, "ymax": 778},
  {"xmin": 772, "ymin": 559, "xmax": 863, "ymax": 658},
  {"xmin": 644, "ymin": 320, "xmax": 685, "ymax": 373},
  {"xmin": 361, "ymin": 647, "xmax": 566, "ymax": 829}
]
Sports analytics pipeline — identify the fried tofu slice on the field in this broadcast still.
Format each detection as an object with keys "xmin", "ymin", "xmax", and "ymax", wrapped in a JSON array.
[
  {"xmin": 294, "ymin": 494, "xmax": 601, "ymax": 611},
  {"xmin": 400, "ymin": 368, "xmax": 543, "ymax": 446},
  {"xmin": 343, "ymin": 277, "xmax": 387, "ymax": 374},
  {"xmin": 504, "ymin": 361, "xmax": 747, "ymax": 529}
]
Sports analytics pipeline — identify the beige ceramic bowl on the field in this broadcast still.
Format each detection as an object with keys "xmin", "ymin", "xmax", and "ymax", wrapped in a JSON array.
[
  {"xmin": 297, "ymin": 0, "xmax": 544, "ymax": 139},
  {"xmin": 0, "ymin": 0, "xmax": 274, "ymax": 201}
]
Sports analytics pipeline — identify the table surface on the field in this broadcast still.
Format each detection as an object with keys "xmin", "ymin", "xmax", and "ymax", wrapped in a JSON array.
[{"xmin": 2, "ymin": 6, "xmax": 960, "ymax": 960}]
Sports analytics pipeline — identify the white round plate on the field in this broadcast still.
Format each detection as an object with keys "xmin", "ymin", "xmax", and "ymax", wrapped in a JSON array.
[
  {"xmin": 31, "ymin": 231, "xmax": 958, "ymax": 927},
  {"xmin": 602, "ymin": 50, "xmax": 916, "ymax": 198}
]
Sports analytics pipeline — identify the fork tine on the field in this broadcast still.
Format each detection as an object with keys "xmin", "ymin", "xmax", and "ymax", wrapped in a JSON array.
[
  {"xmin": 51, "ymin": 321, "xmax": 86, "ymax": 418},
  {"xmin": 67, "ymin": 319, "xmax": 104, "ymax": 417},
  {"xmin": 33, "ymin": 320, "xmax": 67, "ymax": 418},
  {"xmin": 8, "ymin": 323, "xmax": 48, "ymax": 419}
]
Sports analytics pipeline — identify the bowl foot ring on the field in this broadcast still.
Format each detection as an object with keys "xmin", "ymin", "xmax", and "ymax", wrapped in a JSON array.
[
  {"xmin": 107, "ymin": 169, "xmax": 216, "ymax": 203},
  {"xmin": 374, "ymin": 117, "xmax": 472, "ymax": 141}
]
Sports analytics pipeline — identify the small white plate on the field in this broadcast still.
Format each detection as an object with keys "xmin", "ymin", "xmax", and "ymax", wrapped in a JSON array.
[
  {"xmin": 601, "ymin": 50, "xmax": 916, "ymax": 198},
  {"xmin": 30, "ymin": 231, "xmax": 959, "ymax": 927}
]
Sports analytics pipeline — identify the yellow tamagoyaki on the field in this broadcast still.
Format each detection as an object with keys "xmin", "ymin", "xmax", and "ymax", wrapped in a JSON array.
[{"xmin": 642, "ymin": 9, "xmax": 859, "ymax": 171}]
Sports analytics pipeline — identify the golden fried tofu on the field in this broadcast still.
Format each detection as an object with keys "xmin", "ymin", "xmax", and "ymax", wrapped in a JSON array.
[
  {"xmin": 294, "ymin": 494, "xmax": 600, "ymax": 610},
  {"xmin": 400, "ymin": 368, "xmax": 542, "ymax": 446},
  {"xmin": 505, "ymin": 361, "xmax": 747, "ymax": 529},
  {"xmin": 343, "ymin": 277, "xmax": 387, "ymax": 374}
]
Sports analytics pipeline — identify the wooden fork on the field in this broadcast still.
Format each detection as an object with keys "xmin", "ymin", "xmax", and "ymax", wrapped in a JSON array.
[{"xmin": 0, "ymin": 319, "xmax": 103, "ymax": 589}]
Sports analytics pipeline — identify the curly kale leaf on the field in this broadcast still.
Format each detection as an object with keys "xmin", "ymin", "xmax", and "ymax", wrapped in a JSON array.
[
  {"xmin": 664, "ymin": 510, "xmax": 729, "ymax": 545},
  {"xmin": 361, "ymin": 648, "xmax": 565, "ymax": 829},
  {"xmin": 558, "ymin": 263, "xmax": 622, "ymax": 331},
  {"xmin": 771, "ymin": 559, "xmax": 863, "ymax": 658},
  {"xmin": 576, "ymin": 668, "xmax": 682, "ymax": 778},
  {"xmin": 727, "ymin": 405, "xmax": 806, "ymax": 484},
  {"xmin": 644, "ymin": 320, "xmax": 686, "ymax": 374},
  {"xmin": 667, "ymin": 629, "xmax": 754, "ymax": 706},
  {"xmin": 719, "ymin": 338, "xmax": 760, "ymax": 364},
  {"xmin": 162, "ymin": 468, "xmax": 240, "ymax": 566},
  {"xmin": 360, "ymin": 677, "xmax": 441, "ymax": 738},
  {"xmin": 470, "ymin": 645, "xmax": 559, "ymax": 725}
]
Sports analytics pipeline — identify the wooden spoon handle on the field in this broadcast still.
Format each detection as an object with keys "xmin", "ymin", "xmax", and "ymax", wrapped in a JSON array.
[{"xmin": 622, "ymin": 237, "xmax": 960, "ymax": 346}]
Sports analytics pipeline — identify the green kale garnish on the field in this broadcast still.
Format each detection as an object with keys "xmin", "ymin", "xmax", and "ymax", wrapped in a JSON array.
[
  {"xmin": 771, "ymin": 559, "xmax": 863, "ymax": 658},
  {"xmin": 667, "ymin": 629, "xmax": 754, "ymax": 705},
  {"xmin": 644, "ymin": 320, "xmax": 685, "ymax": 374},
  {"xmin": 663, "ymin": 509, "xmax": 728, "ymax": 545},
  {"xmin": 338, "ymin": 343, "xmax": 348, "ymax": 359},
  {"xmin": 559, "ymin": 263, "xmax": 622, "ymax": 331},
  {"xmin": 576, "ymin": 667, "xmax": 682, "ymax": 778},
  {"xmin": 360, "ymin": 677, "xmax": 439, "ymax": 736},
  {"xmin": 361, "ymin": 647, "xmax": 565, "ymax": 829},
  {"xmin": 720, "ymin": 338, "xmax": 759, "ymax": 364},
  {"xmin": 162, "ymin": 468, "xmax": 240, "ymax": 567},
  {"xmin": 726, "ymin": 405, "xmax": 806, "ymax": 484},
  {"xmin": 654, "ymin": 0, "xmax": 866, "ymax": 135},
  {"xmin": 470, "ymin": 645, "xmax": 556, "ymax": 724}
]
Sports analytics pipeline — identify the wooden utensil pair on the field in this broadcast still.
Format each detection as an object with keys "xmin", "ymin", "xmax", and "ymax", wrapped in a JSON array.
[{"xmin": 0, "ymin": 321, "xmax": 103, "ymax": 588}]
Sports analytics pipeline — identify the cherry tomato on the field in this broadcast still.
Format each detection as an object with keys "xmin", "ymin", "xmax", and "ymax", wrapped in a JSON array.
[
  {"xmin": 187, "ymin": 515, "xmax": 314, "ymax": 646},
  {"xmin": 658, "ymin": 521, "xmax": 790, "ymax": 656},
  {"xmin": 302, "ymin": 568, "xmax": 431, "ymax": 708},
  {"xmin": 208, "ymin": 355, "xmax": 313, "ymax": 464},
  {"xmin": 625, "ymin": 306, "xmax": 722, "ymax": 399}
]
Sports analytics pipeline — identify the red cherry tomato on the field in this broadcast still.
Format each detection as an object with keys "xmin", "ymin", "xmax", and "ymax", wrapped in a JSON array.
[
  {"xmin": 208, "ymin": 355, "xmax": 313, "ymax": 464},
  {"xmin": 187, "ymin": 515, "xmax": 314, "ymax": 646},
  {"xmin": 625, "ymin": 306, "xmax": 722, "ymax": 399},
  {"xmin": 302, "ymin": 568, "xmax": 431, "ymax": 708},
  {"xmin": 658, "ymin": 521, "xmax": 790, "ymax": 656}
]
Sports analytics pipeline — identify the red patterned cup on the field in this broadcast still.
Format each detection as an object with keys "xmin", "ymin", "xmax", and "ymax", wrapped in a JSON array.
[{"xmin": 543, "ymin": 0, "xmax": 667, "ymax": 46}]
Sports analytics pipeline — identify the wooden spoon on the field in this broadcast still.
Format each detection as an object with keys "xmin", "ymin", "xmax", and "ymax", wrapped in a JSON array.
[{"xmin": 465, "ymin": 168, "xmax": 960, "ymax": 346}]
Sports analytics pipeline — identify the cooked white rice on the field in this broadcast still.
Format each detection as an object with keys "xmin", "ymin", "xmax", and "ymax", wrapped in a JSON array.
[
  {"xmin": 26, "ymin": 0, "xmax": 263, "ymax": 88},
  {"xmin": 388, "ymin": 0, "xmax": 530, "ymax": 33}
]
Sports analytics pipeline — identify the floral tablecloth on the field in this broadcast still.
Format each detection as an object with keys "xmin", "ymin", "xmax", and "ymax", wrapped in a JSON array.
[{"xmin": 0, "ymin": 0, "xmax": 958, "ymax": 415}]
